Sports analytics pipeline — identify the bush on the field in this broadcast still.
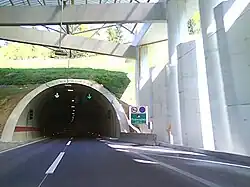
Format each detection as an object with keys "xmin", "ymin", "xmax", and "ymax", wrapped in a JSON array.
[{"xmin": 0, "ymin": 68, "xmax": 130, "ymax": 98}]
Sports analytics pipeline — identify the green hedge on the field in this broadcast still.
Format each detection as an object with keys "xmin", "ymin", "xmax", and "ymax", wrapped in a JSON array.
[{"xmin": 0, "ymin": 68, "xmax": 130, "ymax": 98}]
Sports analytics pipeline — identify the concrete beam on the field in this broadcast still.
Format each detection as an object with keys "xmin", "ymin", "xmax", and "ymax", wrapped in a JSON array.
[
  {"xmin": 0, "ymin": 3, "xmax": 167, "ymax": 26},
  {"xmin": 0, "ymin": 27, "xmax": 136, "ymax": 59}
]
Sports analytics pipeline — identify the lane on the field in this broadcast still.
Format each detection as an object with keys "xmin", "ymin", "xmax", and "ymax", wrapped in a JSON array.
[
  {"xmin": 147, "ymin": 154, "xmax": 250, "ymax": 187},
  {"xmin": 1, "ymin": 138, "xmax": 249, "ymax": 187},
  {"xmin": 0, "ymin": 138, "xmax": 69, "ymax": 187},
  {"xmin": 105, "ymin": 141, "xmax": 250, "ymax": 187},
  {"xmin": 42, "ymin": 139, "xmax": 207, "ymax": 187}
]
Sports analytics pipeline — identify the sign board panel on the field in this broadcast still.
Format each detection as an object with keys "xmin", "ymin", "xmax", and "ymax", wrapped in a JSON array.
[{"xmin": 129, "ymin": 106, "xmax": 148, "ymax": 126}]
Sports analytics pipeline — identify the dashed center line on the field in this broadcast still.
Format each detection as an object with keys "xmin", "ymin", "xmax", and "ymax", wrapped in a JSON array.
[
  {"xmin": 66, "ymin": 141, "xmax": 71, "ymax": 146},
  {"xmin": 45, "ymin": 152, "xmax": 65, "ymax": 174}
]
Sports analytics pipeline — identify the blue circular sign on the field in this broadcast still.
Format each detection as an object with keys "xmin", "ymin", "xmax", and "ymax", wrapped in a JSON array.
[{"xmin": 139, "ymin": 106, "xmax": 146, "ymax": 113}]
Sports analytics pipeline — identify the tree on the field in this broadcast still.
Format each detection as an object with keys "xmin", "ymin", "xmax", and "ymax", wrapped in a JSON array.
[
  {"xmin": 0, "ymin": 42, "xmax": 51, "ymax": 60},
  {"xmin": 107, "ymin": 25, "xmax": 123, "ymax": 43},
  {"xmin": 188, "ymin": 11, "xmax": 201, "ymax": 35}
]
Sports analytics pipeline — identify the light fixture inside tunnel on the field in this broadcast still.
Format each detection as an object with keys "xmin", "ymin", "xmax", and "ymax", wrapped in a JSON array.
[
  {"xmin": 67, "ymin": 89, "xmax": 74, "ymax": 92},
  {"xmin": 71, "ymin": 106, "xmax": 75, "ymax": 108},
  {"xmin": 54, "ymin": 92, "xmax": 60, "ymax": 98}
]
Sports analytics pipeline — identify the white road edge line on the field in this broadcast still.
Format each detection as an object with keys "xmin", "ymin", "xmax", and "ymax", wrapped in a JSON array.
[
  {"xmin": 0, "ymin": 138, "xmax": 48, "ymax": 154},
  {"xmin": 45, "ymin": 152, "xmax": 65, "ymax": 174},
  {"xmin": 132, "ymin": 151, "xmax": 222, "ymax": 187},
  {"xmin": 145, "ymin": 152, "xmax": 250, "ymax": 170},
  {"xmin": 66, "ymin": 141, "xmax": 71, "ymax": 146}
]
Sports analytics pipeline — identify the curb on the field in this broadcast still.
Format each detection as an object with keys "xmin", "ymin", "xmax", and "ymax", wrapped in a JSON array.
[
  {"xmin": 157, "ymin": 141, "xmax": 250, "ymax": 166},
  {"xmin": 0, "ymin": 137, "xmax": 49, "ymax": 154}
]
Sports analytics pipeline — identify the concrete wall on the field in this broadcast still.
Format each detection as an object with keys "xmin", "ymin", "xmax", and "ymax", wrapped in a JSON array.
[
  {"xmin": 119, "ymin": 132, "xmax": 157, "ymax": 146},
  {"xmin": 177, "ymin": 41, "xmax": 203, "ymax": 148},
  {"xmin": 177, "ymin": 39, "xmax": 214, "ymax": 149},
  {"xmin": 215, "ymin": 1, "xmax": 250, "ymax": 155},
  {"xmin": 13, "ymin": 91, "xmax": 45, "ymax": 141},
  {"xmin": 137, "ymin": 41, "xmax": 169, "ymax": 142}
]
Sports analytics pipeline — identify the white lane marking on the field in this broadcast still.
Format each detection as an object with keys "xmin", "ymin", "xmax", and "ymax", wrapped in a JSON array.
[
  {"xmin": 71, "ymin": 137, "xmax": 73, "ymax": 140},
  {"xmin": 146, "ymin": 153, "xmax": 250, "ymax": 170},
  {"xmin": 37, "ymin": 175, "xmax": 48, "ymax": 187},
  {"xmin": 66, "ymin": 141, "xmax": 71, "ymax": 146},
  {"xmin": 132, "ymin": 152, "xmax": 221, "ymax": 187},
  {"xmin": 45, "ymin": 152, "xmax": 65, "ymax": 174}
]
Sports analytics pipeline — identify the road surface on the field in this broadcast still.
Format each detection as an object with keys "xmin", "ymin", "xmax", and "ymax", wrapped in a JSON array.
[{"xmin": 0, "ymin": 138, "xmax": 249, "ymax": 187}]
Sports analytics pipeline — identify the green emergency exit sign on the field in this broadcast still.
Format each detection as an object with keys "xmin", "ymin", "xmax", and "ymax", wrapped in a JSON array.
[{"xmin": 131, "ymin": 113, "xmax": 147, "ymax": 125}]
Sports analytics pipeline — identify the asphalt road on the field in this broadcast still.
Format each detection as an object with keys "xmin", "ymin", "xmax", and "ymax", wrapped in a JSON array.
[{"xmin": 0, "ymin": 138, "xmax": 249, "ymax": 187}]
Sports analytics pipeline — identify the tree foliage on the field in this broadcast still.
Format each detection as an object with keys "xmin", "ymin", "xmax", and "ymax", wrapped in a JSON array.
[
  {"xmin": 188, "ymin": 11, "xmax": 201, "ymax": 35},
  {"xmin": 107, "ymin": 26, "xmax": 123, "ymax": 43},
  {"xmin": 0, "ymin": 68, "xmax": 130, "ymax": 98},
  {"xmin": 0, "ymin": 43, "xmax": 51, "ymax": 60}
]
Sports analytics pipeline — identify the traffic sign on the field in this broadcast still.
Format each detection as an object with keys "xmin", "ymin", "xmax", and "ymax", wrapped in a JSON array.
[
  {"xmin": 129, "ymin": 106, "xmax": 148, "ymax": 126},
  {"xmin": 131, "ymin": 107, "xmax": 138, "ymax": 113},
  {"xmin": 86, "ymin": 93, "xmax": 92, "ymax": 100}
]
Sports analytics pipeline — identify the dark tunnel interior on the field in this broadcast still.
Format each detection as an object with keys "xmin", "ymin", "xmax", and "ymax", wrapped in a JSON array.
[{"xmin": 36, "ymin": 84, "xmax": 118, "ymax": 139}]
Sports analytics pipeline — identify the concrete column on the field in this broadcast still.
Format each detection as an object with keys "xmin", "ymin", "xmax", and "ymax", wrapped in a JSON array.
[
  {"xmin": 199, "ymin": 0, "xmax": 234, "ymax": 152},
  {"xmin": 135, "ymin": 47, "xmax": 140, "ymax": 106},
  {"xmin": 177, "ymin": 41, "xmax": 203, "ymax": 148},
  {"xmin": 214, "ymin": 1, "xmax": 250, "ymax": 155},
  {"xmin": 166, "ymin": 0, "xmax": 188, "ymax": 145},
  {"xmin": 177, "ymin": 39, "xmax": 215, "ymax": 149},
  {"xmin": 138, "ymin": 45, "xmax": 153, "ymax": 117}
]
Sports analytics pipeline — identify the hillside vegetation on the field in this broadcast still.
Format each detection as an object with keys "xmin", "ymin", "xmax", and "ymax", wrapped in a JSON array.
[{"xmin": 0, "ymin": 68, "xmax": 130, "ymax": 98}]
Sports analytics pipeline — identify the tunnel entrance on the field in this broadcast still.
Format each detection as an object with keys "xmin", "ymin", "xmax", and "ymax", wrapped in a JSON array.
[
  {"xmin": 1, "ymin": 79, "xmax": 130, "ymax": 142},
  {"xmin": 38, "ymin": 84, "xmax": 115, "ymax": 139}
]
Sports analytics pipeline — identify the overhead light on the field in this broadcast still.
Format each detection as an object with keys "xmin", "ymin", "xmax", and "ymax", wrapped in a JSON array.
[
  {"xmin": 71, "ymin": 106, "xmax": 75, "ymax": 108},
  {"xmin": 72, "ymin": 109, "xmax": 75, "ymax": 112},
  {"xmin": 65, "ymin": 84, "xmax": 72, "ymax": 87},
  {"xmin": 68, "ymin": 89, "xmax": 74, "ymax": 92},
  {"xmin": 54, "ymin": 92, "xmax": 60, "ymax": 98},
  {"xmin": 72, "ymin": 99, "xmax": 75, "ymax": 102}
]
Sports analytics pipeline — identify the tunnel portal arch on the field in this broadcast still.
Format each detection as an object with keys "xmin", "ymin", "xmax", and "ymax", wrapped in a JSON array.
[{"xmin": 1, "ymin": 79, "xmax": 130, "ymax": 142}]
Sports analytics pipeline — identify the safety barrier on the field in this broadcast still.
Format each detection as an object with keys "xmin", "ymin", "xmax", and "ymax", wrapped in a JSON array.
[{"xmin": 118, "ymin": 132, "xmax": 157, "ymax": 146}]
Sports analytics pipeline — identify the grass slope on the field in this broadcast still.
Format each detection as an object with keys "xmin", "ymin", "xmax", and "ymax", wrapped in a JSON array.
[{"xmin": 0, "ymin": 68, "xmax": 130, "ymax": 98}]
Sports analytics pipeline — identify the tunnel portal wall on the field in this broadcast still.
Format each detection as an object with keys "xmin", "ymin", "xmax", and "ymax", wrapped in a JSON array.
[{"xmin": 1, "ymin": 79, "xmax": 130, "ymax": 142}]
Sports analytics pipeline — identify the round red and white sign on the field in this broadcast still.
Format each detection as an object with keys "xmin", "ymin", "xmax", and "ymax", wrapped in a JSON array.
[{"xmin": 131, "ymin": 107, "xmax": 138, "ymax": 113}]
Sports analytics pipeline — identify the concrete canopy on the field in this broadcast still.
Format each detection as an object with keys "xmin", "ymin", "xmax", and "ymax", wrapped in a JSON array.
[
  {"xmin": 0, "ymin": 3, "xmax": 167, "ymax": 26},
  {"xmin": 1, "ymin": 79, "xmax": 130, "ymax": 142},
  {"xmin": 139, "ymin": 23, "xmax": 168, "ymax": 45},
  {"xmin": 0, "ymin": 26, "xmax": 136, "ymax": 59}
]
